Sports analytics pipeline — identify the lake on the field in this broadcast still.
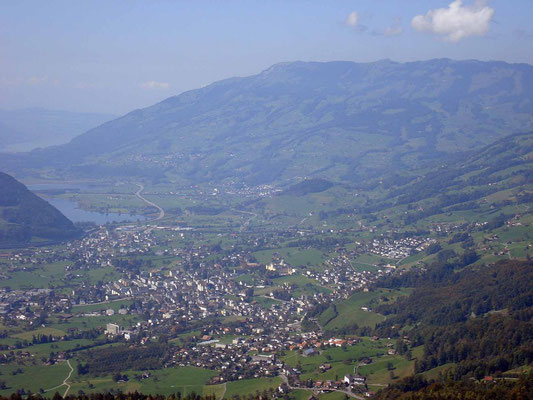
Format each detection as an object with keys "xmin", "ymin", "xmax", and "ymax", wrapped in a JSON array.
[{"xmin": 27, "ymin": 183, "xmax": 148, "ymax": 224}]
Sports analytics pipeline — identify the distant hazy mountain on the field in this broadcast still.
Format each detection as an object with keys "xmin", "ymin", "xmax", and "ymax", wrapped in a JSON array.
[
  {"xmin": 0, "ymin": 172, "xmax": 79, "ymax": 246},
  {"xmin": 3, "ymin": 59, "xmax": 533, "ymax": 185},
  {"xmin": 0, "ymin": 108, "xmax": 115, "ymax": 152}
]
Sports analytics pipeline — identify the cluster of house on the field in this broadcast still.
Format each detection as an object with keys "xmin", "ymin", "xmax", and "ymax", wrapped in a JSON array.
[
  {"xmin": 0, "ymin": 217, "xmax": 401, "ymax": 360},
  {"xmin": 0, "ymin": 287, "xmax": 68, "ymax": 323},
  {"xmin": 307, "ymin": 263, "xmax": 387, "ymax": 298},
  {"xmin": 0, "ymin": 216, "xmax": 403, "ymax": 395},
  {"xmin": 430, "ymin": 222, "xmax": 470, "ymax": 234},
  {"xmin": 95, "ymin": 246, "xmax": 399, "ymax": 343},
  {"xmin": 363, "ymin": 237, "xmax": 436, "ymax": 260},
  {"xmin": 167, "ymin": 331, "xmax": 365, "ymax": 384},
  {"xmin": 174, "ymin": 342, "xmax": 283, "ymax": 383},
  {"xmin": 308, "ymin": 374, "xmax": 366, "ymax": 391},
  {"xmin": 66, "ymin": 227, "xmax": 156, "ymax": 264}
]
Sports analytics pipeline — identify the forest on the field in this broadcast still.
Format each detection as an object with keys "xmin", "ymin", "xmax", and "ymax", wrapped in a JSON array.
[
  {"xmin": 374, "ymin": 260, "xmax": 533, "ymax": 379},
  {"xmin": 374, "ymin": 371, "xmax": 533, "ymax": 400},
  {"xmin": 78, "ymin": 344, "xmax": 168, "ymax": 375}
]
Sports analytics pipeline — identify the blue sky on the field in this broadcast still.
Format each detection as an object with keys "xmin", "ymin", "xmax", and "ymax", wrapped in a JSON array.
[{"xmin": 1, "ymin": 0, "xmax": 532, "ymax": 114}]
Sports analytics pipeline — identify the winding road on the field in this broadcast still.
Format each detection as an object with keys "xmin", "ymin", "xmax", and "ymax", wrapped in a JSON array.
[
  {"xmin": 219, "ymin": 383, "xmax": 227, "ymax": 400},
  {"xmin": 135, "ymin": 184, "xmax": 165, "ymax": 221},
  {"xmin": 45, "ymin": 359, "xmax": 73, "ymax": 397},
  {"xmin": 232, "ymin": 209, "xmax": 258, "ymax": 232}
]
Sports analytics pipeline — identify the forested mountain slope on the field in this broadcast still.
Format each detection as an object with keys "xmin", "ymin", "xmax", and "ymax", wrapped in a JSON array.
[
  {"xmin": 0, "ymin": 172, "xmax": 79, "ymax": 246},
  {"xmin": 372, "ymin": 132, "xmax": 533, "ymax": 223},
  {"xmin": 374, "ymin": 259, "xmax": 533, "ymax": 380}
]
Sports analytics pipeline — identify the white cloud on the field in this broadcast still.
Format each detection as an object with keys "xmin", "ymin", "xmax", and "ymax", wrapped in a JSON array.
[
  {"xmin": 411, "ymin": 0, "xmax": 494, "ymax": 42},
  {"xmin": 384, "ymin": 17, "xmax": 404, "ymax": 37},
  {"xmin": 385, "ymin": 26, "xmax": 403, "ymax": 37},
  {"xmin": 140, "ymin": 80, "xmax": 170, "ymax": 90},
  {"xmin": 345, "ymin": 11, "xmax": 359, "ymax": 27}
]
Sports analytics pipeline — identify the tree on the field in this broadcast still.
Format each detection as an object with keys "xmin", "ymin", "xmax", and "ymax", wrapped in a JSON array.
[
  {"xmin": 426, "ymin": 243, "xmax": 442, "ymax": 255},
  {"xmin": 52, "ymin": 392, "xmax": 63, "ymax": 400}
]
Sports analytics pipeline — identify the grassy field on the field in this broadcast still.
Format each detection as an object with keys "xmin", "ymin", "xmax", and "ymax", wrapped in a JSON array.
[
  {"xmin": 282, "ymin": 338, "xmax": 391, "ymax": 382},
  {"xmin": 316, "ymin": 391, "xmax": 347, "ymax": 400},
  {"xmin": 0, "ymin": 362, "xmax": 71, "ymax": 396},
  {"xmin": 289, "ymin": 388, "xmax": 356, "ymax": 400},
  {"xmin": 203, "ymin": 384, "xmax": 226, "ymax": 399},
  {"xmin": 12, "ymin": 327, "xmax": 67, "ymax": 340},
  {"xmin": 398, "ymin": 251, "xmax": 428, "ymax": 268},
  {"xmin": 502, "ymin": 365, "xmax": 533, "ymax": 376},
  {"xmin": 253, "ymin": 296, "xmax": 282, "ymax": 308},
  {"xmin": 273, "ymin": 274, "xmax": 331, "ymax": 296},
  {"xmin": 76, "ymin": 267, "xmax": 122, "ymax": 286},
  {"xmin": 252, "ymin": 273, "xmax": 331, "ymax": 299},
  {"xmin": 137, "ymin": 367, "xmax": 217, "ymax": 396},
  {"xmin": 420, "ymin": 363, "xmax": 457, "ymax": 380},
  {"xmin": 358, "ymin": 354, "xmax": 415, "ymax": 385},
  {"xmin": 349, "ymin": 254, "xmax": 391, "ymax": 272},
  {"xmin": 69, "ymin": 377, "xmax": 142, "ymax": 397},
  {"xmin": 282, "ymin": 350, "xmax": 327, "ymax": 376},
  {"xmin": 224, "ymin": 377, "xmax": 282, "ymax": 398},
  {"xmin": 0, "ymin": 262, "xmax": 68, "ymax": 290},
  {"xmin": 357, "ymin": 345, "xmax": 423, "ymax": 385},
  {"xmin": 287, "ymin": 388, "xmax": 314, "ymax": 400},
  {"xmin": 48, "ymin": 313, "xmax": 143, "ymax": 332},
  {"xmin": 319, "ymin": 289, "xmax": 411, "ymax": 331},
  {"xmin": 0, "ymin": 262, "xmax": 121, "ymax": 291},
  {"xmin": 67, "ymin": 193, "xmax": 147, "ymax": 215},
  {"xmin": 301, "ymin": 360, "xmax": 354, "ymax": 382},
  {"xmin": 253, "ymin": 247, "xmax": 326, "ymax": 267},
  {"xmin": 2, "ymin": 338, "xmax": 98, "ymax": 358},
  {"xmin": 169, "ymin": 330, "xmax": 201, "ymax": 346},
  {"xmin": 72, "ymin": 299, "xmax": 134, "ymax": 314},
  {"xmin": 0, "ymin": 345, "xmax": 412, "ymax": 399},
  {"xmin": 68, "ymin": 367, "xmax": 218, "ymax": 397}
]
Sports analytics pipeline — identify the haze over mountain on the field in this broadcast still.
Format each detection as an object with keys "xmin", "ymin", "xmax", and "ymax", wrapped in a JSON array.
[
  {"xmin": 3, "ymin": 59, "xmax": 533, "ymax": 185},
  {"xmin": 0, "ymin": 172, "xmax": 79, "ymax": 247},
  {"xmin": 0, "ymin": 108, "xmax": 115, "ymax": 152}
]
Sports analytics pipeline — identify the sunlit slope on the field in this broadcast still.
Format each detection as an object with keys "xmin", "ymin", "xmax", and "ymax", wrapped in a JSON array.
[{"xmin": 373, "ymin": 132, "xmax": 533, "ymax": 224}]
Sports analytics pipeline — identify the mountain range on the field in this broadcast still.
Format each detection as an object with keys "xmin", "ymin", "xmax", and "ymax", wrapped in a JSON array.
[{"xmin": 2, "ymin": 59, "xmax": 533, "ymax": 186}]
